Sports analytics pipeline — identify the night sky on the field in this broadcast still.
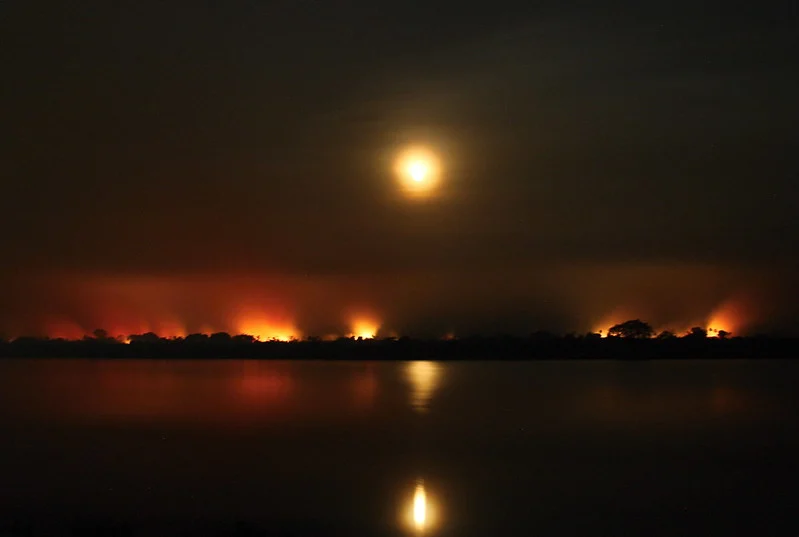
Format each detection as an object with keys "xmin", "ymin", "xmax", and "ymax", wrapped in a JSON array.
[{"xmin": 2, "ymin": 1, "xmax": 798, "ymax": 338}]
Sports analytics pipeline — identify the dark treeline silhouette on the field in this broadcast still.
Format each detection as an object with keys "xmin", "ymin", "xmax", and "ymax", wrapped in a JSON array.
[{"xmin": 0, "ymin": 320, "xmax": 797, "ymax": 359}]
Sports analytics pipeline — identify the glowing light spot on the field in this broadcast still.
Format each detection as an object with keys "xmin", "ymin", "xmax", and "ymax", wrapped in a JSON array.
[
  {"xmin": 408, "ymin": 160, "xmax": 429, "ymax": 183},
  {"xmin": 413, "ymin": 481, "xmax": 427, "ymax": 531},
  {"xmin": 394, "ymin": 146, "xmax": 441, "ymax": 197}
]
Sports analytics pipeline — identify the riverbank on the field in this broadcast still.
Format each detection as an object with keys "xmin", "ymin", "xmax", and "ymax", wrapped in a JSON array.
[{"xmin": 1, "ymin": 336, "xmax": 797, "ymax": 360}]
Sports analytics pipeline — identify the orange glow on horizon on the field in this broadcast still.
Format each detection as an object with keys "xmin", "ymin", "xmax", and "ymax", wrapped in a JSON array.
[
  {"xmin": 592, "ymin": 301, "xmax": 748, "ymax": 339},
  {"xmin": 8, "ymin": 280, "xmax": 759, "ymax": 341},
  {"xmin": 236, "ymin": 321, "xmax": 299, "ymax": 341},
  {"xmin": 99, "ymin": 319, "xmax": 186, "ymax": 340},
  {"xmin": 591, "ymin": 311, "xmax": 633, "ymax": 337},
  {"xmin": 153, "ymin": 319, "xmax": 188, "ymax": 339},
  {"xmin": 235, "ymin": 311, "xmax": 300, "ymax": 342},
  {"xmin": 350, "ymin": 316, "xmax": 379, "ymax": 339},
  {"xmin": 20, "ymin": 303, "xmax": 751, "ymax": 342},
  {"xmin": 44, "ymin": 318, "xmax": 86, "ymax": 340},
  {"xmin": 198, "ymin": 324, "xmax": 218, "ymax": 337},
  {"xmin": 707, "ymin": 299, "xmax": 745, "ymax": 337}
]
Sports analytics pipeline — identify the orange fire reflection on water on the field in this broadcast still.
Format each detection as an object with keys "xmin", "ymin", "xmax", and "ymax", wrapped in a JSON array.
[
  {"xmin": 351, "ymin": 366, "xmax": 378, "ymax": 409},
  {"xmin": 10, "ymin": 360, "xmax": 390, "ymax": 426},
  {"xmin": 235, "ymin": 362, "xmax": 294, "ymax": 399}
]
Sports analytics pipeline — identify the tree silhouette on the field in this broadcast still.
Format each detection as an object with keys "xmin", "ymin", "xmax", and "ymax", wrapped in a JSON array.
[
  {"xmin": 210, "ymin": 332, "xmax": 232, "ymax": 343},
  {"xmin": 93, "ymin": 328, "xmax": 110, "ymax": 341},
  {"xmin": 607, "ymin": 319, "xmax": 654, "ymax": 339},
  {"xmin": 656, "ymin": 330, "xmax": 677, "ymax": 340},
  {"xmin": 685, "ymin": 326, "xmax": 707, "ymax": 339},
  {"xmin": 717, "ymin": 329, "xmax": 730, "ymax": 339},
  {"xmin": 185, "ymin": 333, "xmax": 210, "ymax": 344}
]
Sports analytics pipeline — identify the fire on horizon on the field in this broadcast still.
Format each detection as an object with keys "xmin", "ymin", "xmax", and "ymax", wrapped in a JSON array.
[{"xmin": 0, "ymin": 275, "xmax": 754, "ymax": 341}]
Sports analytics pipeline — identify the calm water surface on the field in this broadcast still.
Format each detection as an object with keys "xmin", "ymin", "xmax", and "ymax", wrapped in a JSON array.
[{"xmin": 0, "ymin": 359, "xmax": 798, "ymax": 536}]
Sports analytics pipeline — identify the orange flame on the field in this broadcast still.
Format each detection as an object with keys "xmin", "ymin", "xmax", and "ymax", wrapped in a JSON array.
[
  {"xmin": 707, "ymin": 299, "xmax": 746, "ymax": 336},
  {"xmin": 349, "ymin": 316, "xmax": 379, "ymax": 339},
  {"xmin": 235, "ymin": 311, "xmax": 299, "ymax": 341}
]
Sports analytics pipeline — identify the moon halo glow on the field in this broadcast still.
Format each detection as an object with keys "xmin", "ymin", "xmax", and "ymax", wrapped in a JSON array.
[{"xmin": 394, "ymin": 147, "xmax": 441, "ymax": 198}]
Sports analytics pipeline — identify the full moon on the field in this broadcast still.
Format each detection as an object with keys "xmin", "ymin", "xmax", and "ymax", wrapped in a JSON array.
[
  {"xmin": 408, "ymin": 160, "xmax": 429, "ymax": 183},
  {"xmin": 394, "ymin": 147, "xmax": 441, "ymax": 197}
]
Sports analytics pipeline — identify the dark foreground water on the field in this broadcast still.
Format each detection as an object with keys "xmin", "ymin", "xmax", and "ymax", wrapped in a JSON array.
[{"xmin": 1, "ymin": 359, "xmax": 798, "ymax": 536}]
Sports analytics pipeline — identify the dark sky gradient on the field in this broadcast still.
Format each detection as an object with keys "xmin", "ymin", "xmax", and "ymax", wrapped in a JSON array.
[{"xmin": 2, "ymin": 1, "xmax": 798, "ymax": 337}]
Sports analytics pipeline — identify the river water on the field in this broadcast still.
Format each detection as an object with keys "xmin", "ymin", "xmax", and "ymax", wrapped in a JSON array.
[{"xmin": 0, "ymin": 358, "xmax": 797, "ymax": 535}]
